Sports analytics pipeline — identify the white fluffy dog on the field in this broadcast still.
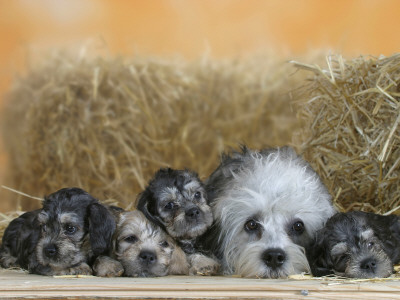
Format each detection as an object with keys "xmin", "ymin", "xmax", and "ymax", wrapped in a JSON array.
[{"xmin": 203, "ymin": 146, "xmax": 336, "ymax": 278}]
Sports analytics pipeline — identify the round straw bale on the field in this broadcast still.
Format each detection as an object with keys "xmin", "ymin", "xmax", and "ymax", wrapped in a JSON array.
[
  {"xmin": 294, "ymin": 54, "xmax": 400, "ymax": 213},
  {"xmin": 2, "ymin": 52, "xmax": 310, "ymax": 210}
]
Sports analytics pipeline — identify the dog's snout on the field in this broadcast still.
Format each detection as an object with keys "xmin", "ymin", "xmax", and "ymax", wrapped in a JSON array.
[
  {"xmin": 360, "ymin": 258, "xmax": 377, "ymax": 272},
  {"xmin": 139, "ymin": 251, "xmax": 157, "ymax": 265},
  {"xmin": 262, "ymin": 248, "xmax": 286, "ymax": 269},
  {"xmin": 185, "ymin": 207, "xmax": 200, "ymax": 219},
  {"xmin": 43, "ymin": 244, "xmax": 57, "ymax": 258}
]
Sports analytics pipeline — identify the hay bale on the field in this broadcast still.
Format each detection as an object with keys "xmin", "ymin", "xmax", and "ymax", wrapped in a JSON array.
[
  {"xmin": 294, "ymin": 54, "xmax": 400, "ymax": 213},
  {"xmin": 2, "ymin": 52, "xmax": 311, "ymax": 210}
]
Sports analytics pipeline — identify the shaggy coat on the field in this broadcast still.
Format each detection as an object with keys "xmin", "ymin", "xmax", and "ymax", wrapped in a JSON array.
[{"xmin": 202, "ymin": 146, "xmax": 336, "ymax": 278}]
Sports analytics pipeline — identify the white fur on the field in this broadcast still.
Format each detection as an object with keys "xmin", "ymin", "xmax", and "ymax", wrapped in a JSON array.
[{"xmin": 211, "ymin": 147, "xmax": 336, "ymax": 278}]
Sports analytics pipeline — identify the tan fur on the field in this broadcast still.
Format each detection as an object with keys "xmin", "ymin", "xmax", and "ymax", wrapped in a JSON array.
[
  {"xmin": 169, "ymin": 244, "xmax": 190, "ymax": 275},
  {"xmin": 113, "ymin": 210, "xmax": 189, "ymax": 277}
]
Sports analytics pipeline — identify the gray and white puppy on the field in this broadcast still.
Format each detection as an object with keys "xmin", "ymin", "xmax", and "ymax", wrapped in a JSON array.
[
  {"xmin": 202, "ymin": 146, "xmax": 336, "ymax": 278},
  {"xmin": 137, "ymin": 168, "xmax": 220, "ymax": 275},
  {"xmin": 93, "ymin": 210, "xmax": 189, "ymax": 277},
  {"xmin": 307, "ymin": 211, "xmax": 400, "ymax": 278},
  {"xmin": 0, "ymin": 187, "xmax": 116, "ymax": 276}
]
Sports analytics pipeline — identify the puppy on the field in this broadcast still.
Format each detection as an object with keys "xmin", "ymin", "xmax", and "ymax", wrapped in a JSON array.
[
  {"xmin": 93, "ymin": 210, "xmax": 189, "ymax": 277},
  {"xmin": 137, "ymin": 168, "xmax": 220, "ymax": 275},
  {"xmin": 202, "ymin": 146, "xmax": 336, "ymax": 278},
  {"xmin": 0, "ymin": 187, "xmax": 116, "ymax": 275},
  {"xmin": 307, "ymin": 211, "xmax": 400, "ymax": 278}
]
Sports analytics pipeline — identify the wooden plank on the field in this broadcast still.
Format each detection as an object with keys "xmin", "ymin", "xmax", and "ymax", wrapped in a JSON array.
[{"xmin": 0, "ymin": 269, "xmax": 400, "ymax": 299}]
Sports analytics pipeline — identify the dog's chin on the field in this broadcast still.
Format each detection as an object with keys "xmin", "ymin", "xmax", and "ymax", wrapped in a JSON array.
[
  {"xmin": 227, "ymin": 242, "xmax": 310, "ymax": 279},
  {"xmin": 122, "ymin": 260, "xmax": 169, "ymax": 277},
  {"xmin": 40, "ymin": 254, "xmax": 85, "ymax": 270},
  {"xmin": 125, "ymin": 270, "xmax": 167, "ymax": 278},
  {"xmin": 345, "ymin": 269, "xmax": 392, "ymax": 279},
  {"xmin": 168, "ymin": 213, "xmax": 213, "ymax": 240},
  {"xmin": 171, "ymin": 223, "xmax": 209, "ymax": 240}
]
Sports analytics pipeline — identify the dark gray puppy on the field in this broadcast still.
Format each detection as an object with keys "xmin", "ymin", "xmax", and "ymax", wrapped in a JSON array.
[
  {"xmin": 308, "ymin": 211, "xmax": 400, "ymax": 278},
  {"xmin": 137, "ymin": 168, "xmax": 220, "ymax": 275},
  {"xmin": 0, "ymin": 187, "xmax": 116, "ymax": 275}
]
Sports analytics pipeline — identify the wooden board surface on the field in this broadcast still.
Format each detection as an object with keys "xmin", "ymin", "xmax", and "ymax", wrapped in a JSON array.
[{"xmin": 1, "ymin": 269, "xmax": 400, "ymax": 299}]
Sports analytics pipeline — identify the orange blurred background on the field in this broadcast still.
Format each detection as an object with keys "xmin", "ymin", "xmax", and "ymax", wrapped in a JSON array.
[{"xmin": 0, "ymin": 0, "xmax": 400, "ymax": 211}]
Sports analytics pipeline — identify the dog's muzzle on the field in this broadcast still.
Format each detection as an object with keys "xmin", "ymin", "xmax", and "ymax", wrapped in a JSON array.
[
  {"xmin": 261, "ymin": 248, "xmax": 286, "ymax": 269},
  {"xmin": 43, "ymin": 244, "xmax": 58, "ymax": 259}
]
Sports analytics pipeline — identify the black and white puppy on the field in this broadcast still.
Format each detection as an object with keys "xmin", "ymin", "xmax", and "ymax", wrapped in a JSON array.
[
  {"xmin": 137, "ymin": 168, "xmax": 220, "ymax": 275},
  {"xmin": 202, "ymin": 146, "xmax": 336, "ymax": 278},
  {"xmin": 0, "ymin": 187, "xmax": 116, "ymax": 275},
  {"xmin": 307, "ymin": 211, "xmax": 400, "ymax": 278}
]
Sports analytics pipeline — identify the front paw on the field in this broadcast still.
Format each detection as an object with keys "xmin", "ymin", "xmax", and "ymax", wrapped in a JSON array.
[
  {"xmin": 189, "ymin": 254, "xmax": 220, "ymax": 276},
  {"xmin": 0, "ymin": 254, "xmax": 18, "ymax": 268},
  {"xmin": 32, "ymin": 263, "xmax": 92, "ymax": 276},
  {"xmin": 93, "ymin": 256, "xmax": 124, "ymax": 277},
  {"xmin": 67, "ymin": 262, "xmax": 93, "ymax": 275}
]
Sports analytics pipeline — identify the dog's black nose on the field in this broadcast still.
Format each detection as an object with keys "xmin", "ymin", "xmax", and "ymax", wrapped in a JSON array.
[
  {"xmin": 360, "ymin": 258, "xmax": 377, "ymax": 272},
  {"xmin": 139, "ymin": 251, "xmax": 157, "ymax": 265},
  {"xmin": 262, "ymin": 248, "xmax": 286, "ymax": 269},
  {"xmin": 43, "ymin": 244, "xmax": 57, "ymax": 258},
  {"xmin": 186, "ymin": 207, "xmax": 200, "ymax": 220}
]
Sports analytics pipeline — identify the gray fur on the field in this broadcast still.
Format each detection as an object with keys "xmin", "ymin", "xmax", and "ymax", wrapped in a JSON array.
[
  {"xmin": 137, "ymin": 168, "xmax": 220, "ymax": 275},
  {"xmin": 308, "ymin": 211, "xmax": 400, "ymax": 278},
  {"xmin": 0, "ymin": 187, "xmax": 116, "ymax": 275}
]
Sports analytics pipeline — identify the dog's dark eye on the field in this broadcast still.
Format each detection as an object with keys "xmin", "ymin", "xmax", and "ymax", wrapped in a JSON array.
[
  {"xmin": 292, "ymin": 221, "xmax": 305, "ymax": 234},
  {"xmin": 124, "ymin": 235, "xmax": 138, "ymax": 243},
  {"xmin": 64, "ymin": 224, "xmax": 77, "ymax": 235},
  {"xmin": 194, "ymin": 191, "xmax": 202, "ymax": 200},
  {"xmin": 161, "ymin": 241, "xmax": 169, "ymax": 248},
  {"xmin": 367, "ymin": 242, "xmax": 374, "ymax": 248},
  {"xmin": 164, "ymin": 202, "xmax": 175, "ymax": 210},
  {"xmin": 244, "ymin": 219, "xmax": 259, "ymax": 232}
]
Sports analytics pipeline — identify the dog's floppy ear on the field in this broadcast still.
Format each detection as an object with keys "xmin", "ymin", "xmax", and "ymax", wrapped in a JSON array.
[
  {"xmin": 307, "ymin": 230, "xmax": 334, "ymax": 277},
  {"xmin": 136, "ymin": 189, "xmax": 166, "ymax": 230},
  {"xmin": 87, "ymin": 202, "xmax": 116, "ymax": 257},
  {"xmin": 369, "ymin": 214, "xmax": 400, "ymax": 262}
]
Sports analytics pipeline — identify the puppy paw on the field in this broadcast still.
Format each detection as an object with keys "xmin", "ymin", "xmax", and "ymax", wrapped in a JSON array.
[
  {"xmin": 93, "ymin": 256, "xmax": 124, "ymax": 277},
  {"xmin": 0, "ymin": 254, "xmax": 18, "ymax": 268},
  {"xmin": 189, "ymin": 253, "xmax": 220, "ymax": 276},
  {"xmin": 67, "ymin": 262, "xmax": 93, "ymax": 275},
  {"xmin": 44, "ymin": 262, "xmax": 93, "ymax": 276}
]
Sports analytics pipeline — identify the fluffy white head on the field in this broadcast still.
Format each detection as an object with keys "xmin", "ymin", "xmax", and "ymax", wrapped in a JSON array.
[{"xmin": 209, "ymin": 147, "xmax": 336, "ymax": 278}]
